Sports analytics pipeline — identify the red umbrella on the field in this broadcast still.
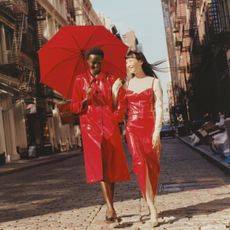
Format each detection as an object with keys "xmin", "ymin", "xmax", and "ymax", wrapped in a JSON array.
[{"xmin": 38, "ymin": 26, "xmax": 128, "ymax": 99}]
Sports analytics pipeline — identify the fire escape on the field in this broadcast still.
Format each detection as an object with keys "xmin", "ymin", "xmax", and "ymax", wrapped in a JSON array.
[
  {"xmin": 66, "ymin": 0, "xmax": 76, "ymax": 25},
  {"xmin": 188, "ymin": 0, "xmax": 202, "ymax": 72},
  {"xmin": 34, "ymin": 1, "xmax": 46, "ymax": 48},
  {"xmin": 0, "ymin": 0, "xmax": 35, "ymax": 95}
]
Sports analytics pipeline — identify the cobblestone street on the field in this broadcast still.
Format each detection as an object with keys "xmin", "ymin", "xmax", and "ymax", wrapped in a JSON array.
[{"xmin": 0, "ymin": 139, "xmax": 229, "ymax": 230}]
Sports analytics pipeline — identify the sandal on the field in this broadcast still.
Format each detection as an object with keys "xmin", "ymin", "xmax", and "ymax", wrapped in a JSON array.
[
  {"xmin": 105, "ymin": 216, "xmax": 116, "ymax": 223},
  {"xmin": 105, "ymin": 209, "xmax": 118, "ymax": 223}
]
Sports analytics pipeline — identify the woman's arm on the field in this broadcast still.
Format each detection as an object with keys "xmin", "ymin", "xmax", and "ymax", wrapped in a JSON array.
[
  {"xmin": 112, "ymin": 78, "xmax": 127, "ymax": 123},
  {"xmin": 152, "ymin": 78, "xmax": 163, "ymax": 147},
  {"xmin": 112, "ymin": 78, "xmax": 123, "ymax": 106}
]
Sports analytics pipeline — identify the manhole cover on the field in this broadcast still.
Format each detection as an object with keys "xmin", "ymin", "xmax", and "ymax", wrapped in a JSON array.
[{"xmin": 159, "ymin": 179, "xmax": 224, "ymax": 193}]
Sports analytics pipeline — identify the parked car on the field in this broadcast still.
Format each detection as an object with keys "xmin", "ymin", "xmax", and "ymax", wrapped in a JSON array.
[{"xmin": 160, "ymin": 124, "xmax": 175, "ymax": 139}]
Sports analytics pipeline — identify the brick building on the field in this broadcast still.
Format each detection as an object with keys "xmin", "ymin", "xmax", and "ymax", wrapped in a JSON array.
[{"xmin": 162, "ymin": 0, "xmax": 230, "ymax": 127}]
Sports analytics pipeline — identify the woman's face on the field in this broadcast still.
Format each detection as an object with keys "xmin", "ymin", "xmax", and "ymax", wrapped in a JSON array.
[
  {"xmin": 87, "ymin": 54, "xmax": 103, "ymax": 76},
  {"xmin": 126, "ymin": 56, "xmax": 143, "ymax": 75}
]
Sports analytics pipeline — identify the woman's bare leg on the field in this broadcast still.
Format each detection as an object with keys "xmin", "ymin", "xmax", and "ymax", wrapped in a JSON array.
[
  {"xmin": 100, "ymin": 181, "xmax": 115, "ymax": 214},
  {"xmin": 145, "ymin": 166, "xmax": 158, "ymax": 226},
  {"xmin": 100, "ymin": 146, "xmax": 116, "ymax": 220}
]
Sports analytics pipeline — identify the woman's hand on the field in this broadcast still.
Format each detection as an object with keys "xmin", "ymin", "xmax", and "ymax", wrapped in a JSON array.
[
  {"xmin": 86, "ymin": 86, "xmax": 92, "ymax": 100},
  {"xmin": 152, "ymin": 133, "xmax": 160, "ymax": 149},
  {"xmin": 82, "ymin": 86, "xmax": 92, "ymax": 109}
]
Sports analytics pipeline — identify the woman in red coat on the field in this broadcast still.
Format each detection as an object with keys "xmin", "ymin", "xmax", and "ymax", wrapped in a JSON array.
[
  {"xmin": 113, "ymin": 50, "xmax": 163, "ymax": 227},
  {"xmin": 71, "ymin": 48, "xmax": 130, "ymax": 222}
]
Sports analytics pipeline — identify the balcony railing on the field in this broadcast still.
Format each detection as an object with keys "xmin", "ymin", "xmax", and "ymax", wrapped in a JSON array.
[
  {"xmin": 0, "ymin": 3, "xmax": 13, "ymax": 19},
  {"xmin": 17, "ymin": 51, "xmax": 33, "ymax": 70},
  {"xmin": 0, "ymin": 0, "xmax": 28, "ymax": 14},
  {"xmin": 0, "ymin": 49, "xmax": 33, "ymax": 69},
  {"xmin": 0, "ymin": 50, "xmax": 17, "ymax": 65}
]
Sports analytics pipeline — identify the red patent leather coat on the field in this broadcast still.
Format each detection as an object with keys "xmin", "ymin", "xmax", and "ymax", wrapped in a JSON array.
[{"xmin": 71, "ymin": 71, "xmax": 130, "ymax": 183}]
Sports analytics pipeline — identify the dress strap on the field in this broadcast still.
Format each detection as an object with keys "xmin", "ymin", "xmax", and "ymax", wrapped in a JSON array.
[
  {"xmin": 124, "ymin": 78, "xmax": 130, "ymax": 90},
  {"xmin": 151, "ymin": 77, "xmax": 155, "ymax": 89}
]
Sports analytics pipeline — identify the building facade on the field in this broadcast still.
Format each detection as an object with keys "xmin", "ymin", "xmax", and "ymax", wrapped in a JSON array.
[
  {"xmin": 122, "ymin": 31, "xmax": 139, "ymax": 51},
  {"xmin": 162, "ymin": 0, "xmax": 230, "ymax": 127},
  {"xmin": 0, "ymin": 0, "xmax": 103, "ymax": 162},
  {"xmin": 70, "ymin": 0, "xmax": 102, "ymax": 25},
  {"xmin": 0, "ymin": 0, "xmax": 35, "ymax": 161}
]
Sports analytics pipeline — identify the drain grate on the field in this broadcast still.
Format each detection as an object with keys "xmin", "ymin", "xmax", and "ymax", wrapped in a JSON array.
[{"xmin": 159, "ymin": 179, "xmax": 224, "ymax": 193}]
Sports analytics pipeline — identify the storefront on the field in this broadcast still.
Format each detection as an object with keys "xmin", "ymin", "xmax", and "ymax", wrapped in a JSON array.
[{"xmin": 0, "ymin": 93, "xmax": 23, "ymax": 162}]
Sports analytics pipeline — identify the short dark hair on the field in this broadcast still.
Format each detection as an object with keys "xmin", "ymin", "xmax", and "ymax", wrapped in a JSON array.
[{"xmin": 85, "ymin": 47, "xmax": 104, "ymax": 59}]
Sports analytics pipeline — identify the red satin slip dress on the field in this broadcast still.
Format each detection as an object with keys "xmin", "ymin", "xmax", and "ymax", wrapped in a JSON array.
[{"xmin": 125, "ymin": 79, "xmax": 160, "ymax": 198}]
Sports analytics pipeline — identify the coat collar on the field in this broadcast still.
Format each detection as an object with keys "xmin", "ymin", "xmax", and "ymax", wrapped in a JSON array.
[{"xmin": 86, "ymin": 70, "xmax": 106, "ymax": 84}]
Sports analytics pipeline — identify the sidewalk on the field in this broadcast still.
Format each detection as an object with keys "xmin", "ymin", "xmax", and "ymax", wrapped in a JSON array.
[
  {"xmin": 0, "ymin": 149, "xmax": 81, "ymax": 176},
  {"xmin": 178, "ymin": 135, "xmax": 230, "ymax": 173}
]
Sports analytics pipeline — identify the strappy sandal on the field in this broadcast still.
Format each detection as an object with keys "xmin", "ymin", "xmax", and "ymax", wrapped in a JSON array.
[
  {"xmin": 105, "ymin": 216, "xmax": 116, "ymax": 223},
  {"xmin": 105, "ymin": 209, "xmax": 121, "ymax": 223}
]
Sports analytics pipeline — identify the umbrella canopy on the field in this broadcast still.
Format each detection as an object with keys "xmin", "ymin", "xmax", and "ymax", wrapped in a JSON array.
[{"xmin": 38, "ymin": 26, "xmax": 128, "ymax": 99}]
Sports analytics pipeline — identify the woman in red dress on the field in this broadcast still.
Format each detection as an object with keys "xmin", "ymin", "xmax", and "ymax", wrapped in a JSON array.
[
  {"xmin": 71, "ymin": 48, "xmax": 130, "ymax": 222},
  {"xmin": 113, "ymin": 50, "xmax": 163, "ymax": 227}
]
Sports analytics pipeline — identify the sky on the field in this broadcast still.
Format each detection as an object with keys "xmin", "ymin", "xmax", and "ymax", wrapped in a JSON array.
[{"xmin": 91, "ymin": 0, "xmax": 171, "ymax": 104}]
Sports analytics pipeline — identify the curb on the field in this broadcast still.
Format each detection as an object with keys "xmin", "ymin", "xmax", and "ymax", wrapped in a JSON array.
[
  {"xmin": 177, "ymin": 136, "xmax": 230, "ymax": 174},
  {"xmin": 0, "ymin": 149, "xmax": 82, "ymax": 176}
]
